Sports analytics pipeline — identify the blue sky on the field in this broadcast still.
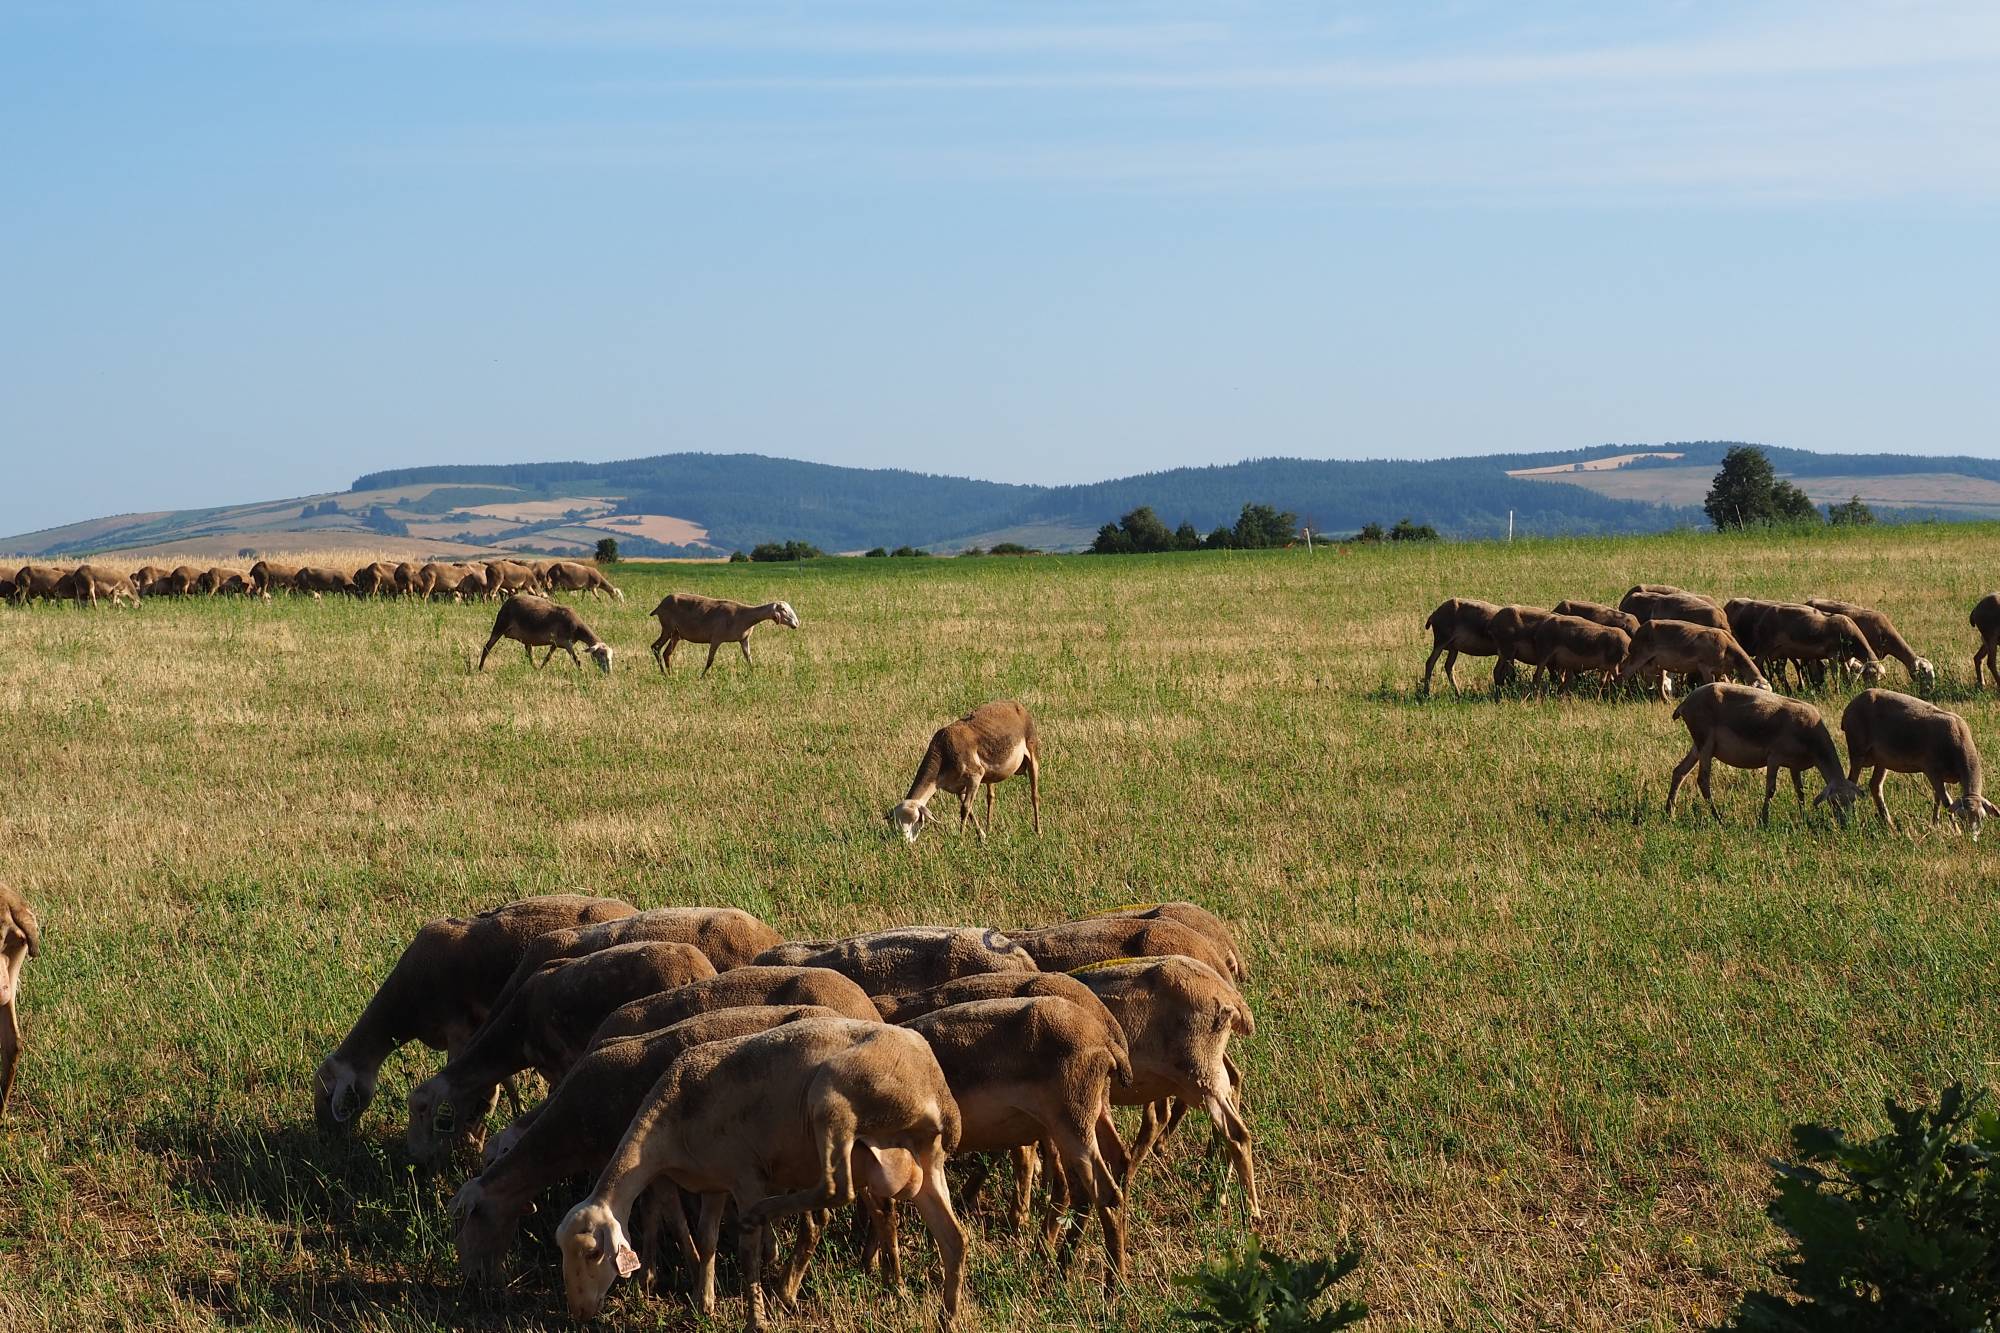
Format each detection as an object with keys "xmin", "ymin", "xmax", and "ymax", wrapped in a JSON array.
[{"xmin": 3, "ymin": 1, "xmax": 1997, "ymax": 536}]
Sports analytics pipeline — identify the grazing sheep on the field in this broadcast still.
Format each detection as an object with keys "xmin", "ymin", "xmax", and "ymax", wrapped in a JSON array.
[
  {"xmin": 1552, "ymin": 599, "xmax": 1642, "ymax": 636},
  {"xmin": 0, "ymin": 885, "xmax": 40, "ymax": 1116},
  {"xmin": 452, "ymin": 1004, "xmax": 843, "ymax": 1284},
  {"xmin": 754, "ymin": 926, "xmax": 1038, "ymax": 996},
  {"xmin": 312, "ymin": 895, "xmax": 634, "ymax": 1134},
  {"xmin": 1807, "ymin": 598, "xmax": 1934, "ymax": 689},
  {"xmin": 59, "ymin": 565, "xmax": 139, "ymax": 607},
  {"xmin": 587, "ymin": 964, "xmax": 883, "ymax": 1045},
  {"xmin": 1619, "ymin": 589, "xmax": 1731, "ymax": 633},
  {"xmin": 0, "ymin": 577, "xmax": 13, "ymax": 603},
  {"xmin": 1485, "ymin": 606, "xmax": 1552, "ymax": 694},
  {"xmin": 1976, "ymin": 595, "xmax": 2000, "ymax": 691},
  {"xmin": 393, "ymin": 560, "xmax": 422, "ymax": 595},
  {"xmin": 294, "ymin": 566, "xmax": 357, "ymax": 596},
  {"xmin": 1616, "ymin": 621, "xmax": 1769, "ymax": 696},
  {"xmin": 558, "ymin": 1018, "xmax": 965, "ymax": 1329},
  {"xmin": 484, "ymin": 908, "xmax": 781, "ymax": 1022},
  {"xmin": 542, "ymin": 560, "xmax": 624, "ymax": 601},
  {"xmin": 10, "ymin": 565, "xmax": 65, "ymax": 604},
  {"xmin": 1078, "ymin": 902, "xmax": 1246, "ymax": 981},
  {"xmin": 1006, "ymin": 917, "xmax": 1235, "ymax": 984},
  {"xmin": 198, "ymin": 567, "xmax": 256, "ymax": 597},
  {"xmin": 1840, "ymin": 689, "xmax": 1996, "ymax": 837},
  {"xmin": 352, "ymin": 561, "xmax": 400, "ymax": 597},
  {"xmin": 1419, "ymin": 597, "xmax": 1515, "ymax": 697},
  {"xmin": 1757, "ymin": 604, "xmax": 1882, "ymax": 688},
  {"xmin": 1071, "ymin": 956, "xmax": 1259, "ymax": 1220},
  {"xmin": 1665, "ymin": 682, "xmax": 1865, "ymax": 824},
  {"xmin": 483, "ymin": 559, "xmax": 543, "ymax": 598},
  {"xmin": 1526, "ymin": 614, "xmax": 1630, "ymax": 696},
  {"xmin": 477, "ymin": 594, "xmax": 612, "ymax": 674},
  {"xmin": 875, "ymin": 971, "xmax": 1130, "ymax": 1061},
  {"xmin": 406, "ymin": 941, "xmax": 717, "ymax": 1162},
  {"xmin": 902, "ymin": 997, "xmax": 1129, "ymax": 1280},
  {"xmin": 248, "ymin": 560, "xmax": 300, "ymax": 595},
  {"xmin": 888, "ymin": 701, "xmax": 1042, "ymax": 842},
  {"xmin": 648, "ymin": 593, "xmax": 800, "ymax": 676},
  {"xmin": 129, "ymin": 565, "xmax": 168, "ymax": 594}
]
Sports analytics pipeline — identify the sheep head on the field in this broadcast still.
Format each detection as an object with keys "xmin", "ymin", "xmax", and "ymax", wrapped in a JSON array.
[
  {"xmin": 449, "ymin": 1178, "xmax": 514, "ymax": 1285},
  {"xmin": 558, "ymin": 1201, "xmax": 640, "ymax": 1321},
  {"xmin": 481, "ymin": 1120, "xmax": 526, "ymax": 1168},
  {"xmin": 887, "ymin": 800, "xmax": 935, "ymax": 843},
  {"xmin": 405, "ymin": 1074, "xmax": 457, "ymax": 1161},
  {"xmin": 312, "ymin": 1056, "xmax": 377, "ymax": 1134},
  {"xmin": 588, "ymin": 643, "xmax": 613, "ymax": 675},
  {"xmin": 1811, "ymin": 777, "xmax": 1866, "ymax": 825},
  {"xmin": 1948, "ymin": 794, "xmax": 2000, "ymax": 841},
  {"xmin": 774, "ymin": 601, "xmax": 800, "ymax": 629},
  {"xmin": 1915, "ymin": 657, "xmax": 1938, "ymax": 689}
]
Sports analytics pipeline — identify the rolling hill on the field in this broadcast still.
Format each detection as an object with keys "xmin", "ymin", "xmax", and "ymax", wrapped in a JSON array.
[{"xmin": 6, "ymin": 444, "xmax": 1999, "ymax": 560}]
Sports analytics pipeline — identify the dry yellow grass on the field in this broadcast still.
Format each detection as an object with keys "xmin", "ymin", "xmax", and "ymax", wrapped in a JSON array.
[{"xmin": 1, "ymin": 526, "xmax": 1997, "ymax": 1330}]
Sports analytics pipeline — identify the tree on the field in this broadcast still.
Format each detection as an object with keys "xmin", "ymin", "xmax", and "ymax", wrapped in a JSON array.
[
  {"xmin": 1174, "ymin": 522, "xmax": 1203, "ymax": 551},
  {"xmin": 1389, "ymin": 518, "xmax": 1439, "ymax": 543},
  {"xmin": 988, "ymin": 542, "xmax": 1038, "ymax": 555},
  {"xmin": 1233, "ymin": 502, "xmax": 1299, "ymax": 549},
  {"xmin": 1204, "ymin": 526, "xmax": 1237, "ymax": 550},
  {"xmin": 1353, "ymin": 522, "xmax": 1385, "ymax": 544},
  {"xmin": 1828, "ymin": 494, "xmax": 1875, "ymax": 526},
  {"xmin": 1705, "ymin": 446, "xmax": 1823, "ymax": 530},
  {"xmin": 728, "ymin": 550, "xmax": 749, "ymax": 563},
  {"xmin": 750, "ymin": 540, "xmax": 824, "ymax": 562},
  {"xmin": 890, "ymin": 545, "xmax": 930, "ymax": 558},
  {"xmin": 1091, "ymin": 506, "xmax": 1175, "ymax": 554},
  {"xmin": 594, "ymin": 537, "xmax": 619, "ymax": 565},
  {"xmin": 864, "ymin": 547, "xmax": 888, "ymax": 558}
]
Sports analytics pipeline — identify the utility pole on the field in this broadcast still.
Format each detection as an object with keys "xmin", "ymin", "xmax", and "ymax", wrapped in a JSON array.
[{"xmin": 1508, "ymin": 510, "xmax": 1514, "ymax": 542}]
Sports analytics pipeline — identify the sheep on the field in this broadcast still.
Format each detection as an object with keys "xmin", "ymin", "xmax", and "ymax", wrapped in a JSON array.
[
  {"xmin": 1624, "ymin": 583, "xmax": 1717, "ymax": 606},
  {"xmin": 129, "ymin": 564, "xmax": 168, "ymax": 594},
  {"xmin": 542, "ymin": 559, "xmax": 624, "ymax": 601},
  {"xmin": 294, "ymin": 565, "xmax": 357, "ymax": 596},
  {"xmin": 477, "ymin": 594, "xmax": 613, "ymax": 674},
  {"xmin": 59, "ymin": 565, "xmax": 139, "ymax": 607},
  {"xmin": 754, "ymin": 926, "xmax": 1038, "ymax": 996},
  {"xmin": 901, "ymin": 997, "xmax": 1129, "ymax": 1281},
  {"xmin": 165, "ymin": 564, "xmax": 206, "ymax": 597},
  {"xmin": 1839, "ymin": 689, "xmax": 1997, "ymax": 838},
  {"xmin": 414, "ymin": 561, "xmax": 462, "ymax": 599},
  {"xmin": 1665, "ymin": 682, "xmax": 1865, "ymax": 824},
  {"xmin": 1077, "ymin": 902, "xmax": 1247, "ymax": 981},
  {"xmin": 393, "ymin": 560, "xmax": 422, "ymax": 595},
  {"xmin": 888, "ymin": 700, "xmax": 1042, "ymax": 842},
  {"xmin": 1552, "ymin": 599, "xmax": 1642, "ymax": 636},
  {"xmin": 0, "ymin": 885, "xmax": 40, "ymax": 1116},
  {"xmin": 1619, "ymin": 589, "xmax": 1731, "ymax": 633},
  {"xmin": 312, "ymin": 894, "xmax": 634, "ymax": 1134},
  {"xmin": 557, "ymin": 1017, "xmax": 965, "ymax": 1329},
  {"xmin": 0, "ymin": 577, "xmax": 13, "ymax": 603},
  {"xmin": 1419, "ymin": 597, "xmax": 1515, "ymax": 697},
  {"xmin": 10, "ymin": 565, "xmax": 65, "ymax": 604},
  {"xmin": 1756, "ymin": 604, "xmax": 1882, "ymax": 688},
  {"xmin": 1616, "ymin": 620, "xmax": 1769, "ymax": 697},
  {"xmin": 648, "ymin": 593, "xmax": 800, "ymax": 676},
  {"xmin": 452, "ymin": 1004, "xmax": 844, "ymax": 1284},
  {"xmin": 353, "ymin": 561, "xmax": 400, "ymax": 597},
  {"xmin": 1525, "ymin": 614, "xmax": 1630, "ymax": 696},
  {"xmin": 1071, "ymin": 956, "xmax": 1260, "ymax": 1220},
  {"xmin": 1005, "ymin": 917, "xmax": 1235, "ymax": 984},
  {"xmin": 248, "ymin": 560, "xmax": 300, "ymax": 595},
  {"xmin": 406, "ymin": 941, "xmax": 717, "ymax": 1162},
  {"xmin": 1977, "ymin": 594, "xmax": 2000, "ymax": 691},
  {"xmin": 1807, "ymin": 598, "xmax": 1935, "ymax": 689},
  {"xmin": 587, "ymin": 964, "xmax": 884, "ymax": 1046},
  {"xmin": 482, "ymin": 908, "xmax": 781, "ymax": 1023},
  {"xmin": 483, "ymin": 558, "xmax": 543, "ymax": 598},
  {"xmin": 1485, "ymin": 605, "xmax": 1551, "ymax": 694}
]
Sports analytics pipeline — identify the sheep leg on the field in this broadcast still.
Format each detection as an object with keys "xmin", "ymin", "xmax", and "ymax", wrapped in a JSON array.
[
  {"xmin": 770, "ymin": 1210, "xmax": 823, "ymax": 1311},
  {"xmin": 1867, "ymin": 767, "xmax": 1897, "ymax": 827},
  {"xmin": 1026, "ymin": 752, "xmax": 1041, "ymax": 833},
  {"xmin": 1205, "ymin": 1087, "xmax": 1261, "ymax": 1222},
  {"xmin": 1009, "ymin": 1144, "xmax": 1038, "ymax": 1233},
  {"xmin": 564, "ymin": 643, "xmax": 583, "ymax": 668},
  {"xmin": 1420, "ymin": 643, "xmax": 1445, "ymax": 697},
  {"xmin": 1791, "ymin": 769, "xmax": 1807, "ymax": 809},
  {"xmin": 909, "ymin": 1148, "xmax": 966, "ymax": 1329},
  {"xmin": 1442, "ymin": 648, "xmax": 1462, "ymax": 696},
  {"xmin": 691, "ymin": 1191, "xmax": 726, "ymax": 1315},
  {"xmin": 737, "ymin": 1206, "xmax": 771, "ymax": 1333},
  {"xmin": 1125, "ymin": 1100, "xmax": 1168, "ymax": 1181},
  {"xmin": 957, "ymin": 1153, "xmax": 994, "ymax": 1213},
  {"xmin": 1055, "ymin": 1114, "xmax": 1125, "ymax": 1284},
  {"xmin": 477, "ymin": 633, "xmax": 502, "ymax": 670},
  {"xmin": 649, "ymin": 629, "xmax": 670, "ymax": 672},
  {"xmin": 1931, "ymin": 775, "xmax": 1953, "ymax": 823},
  {"xmin": 1665, "ymin": 745, "xmax": 1702, "ymax": 816},
  {"xmin": 1760, "ymin": 765, "xmax": 1782, "ymax": 825},
  {"xmin": 523, "ymin": 643, "xmax": 537, "ymax": 668},
  {"xmin": 1696, "ymin": 754, "xmax": 1720, "ymax": 822},
  {"xmin": 739, "ymin": 639, "xmax": 753, "ymax": 665},
  {"xmin": 0, "ymin": 996, "xmax": 18, "ymax": 1117},
  {"xmin": 984, "ymin": 782, "xmax": 995, "ymax": 832},
  {"xmin": 1095, "ymin": 1104, "xmax": 1130, "ymax": 1187},
  {"xmin": 702, "ymin": 643, "xmax": 721, "ymax": 677}
]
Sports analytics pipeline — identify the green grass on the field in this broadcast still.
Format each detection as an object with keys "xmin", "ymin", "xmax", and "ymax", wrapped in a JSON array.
[{"xmin": 3, "ymin": 525, "xmax": 1999, "ymax": 1330}]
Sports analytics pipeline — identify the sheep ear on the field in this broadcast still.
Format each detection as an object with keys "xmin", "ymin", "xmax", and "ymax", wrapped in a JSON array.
[
  {"xmin": 1982, "ymin": 797, "xmax": 2000, "ymax": 816},
  {"xmin": 615, "ymin": 1244, "xmax": 642, "ymax": 1277}
]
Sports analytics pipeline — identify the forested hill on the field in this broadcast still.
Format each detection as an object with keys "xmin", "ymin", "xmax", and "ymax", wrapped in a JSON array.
[{"xmin": 350, "ymin": 450, "xmax": 1707, "ymax": 550}]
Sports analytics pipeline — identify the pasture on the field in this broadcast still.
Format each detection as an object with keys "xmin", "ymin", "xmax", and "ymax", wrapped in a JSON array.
[{"xmin": 3, "ymin": 524, "xmax": 1998, "ymax": 1331}]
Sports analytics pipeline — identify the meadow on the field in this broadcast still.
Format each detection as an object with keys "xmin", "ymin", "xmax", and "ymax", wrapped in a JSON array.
[{"xmin": 3, "ymin": 524, "xmax": 1998, "ymax": 1331}]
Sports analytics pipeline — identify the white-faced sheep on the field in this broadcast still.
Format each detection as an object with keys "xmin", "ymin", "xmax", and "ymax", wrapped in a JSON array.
[
  {"xmin": 557, "ymin": 1018, "xmax": 965, "ymax": 1329},
  {"xmin": 452, "ymin": 1004, "xmax": 844, "ymax": 1285},
  {"xmin": 406, "ymin": 941, "xmax": 716, "ymax": 1162},
  {"xmin": 478, "ymin": 594, "xmax": 613, "ymax": 674},
  {"xmin": 648, "ymin": 593, "xmax": 800, "ymax": 676},
  {"xmin": 1616, "ymin": 620, "xmax": 1769, "ymax": 697},
  {"xmin": 1807, "ymin": 599, "xmax": 1934, "ymax": 689},
  {"xmin": 0, "ymin": 885, "xmax": 40, "ymax": 1116},
  {"xmin": 888, "ymin": 701, "xmax": 1042, "ymax": 842},
  {"xmin": 312, "ymin": 895, "xmax": 634, "ymax": 1134},
  {"xmin": 754, "ymin": 926, "xmax": 1038, "ymax": 996},
  {"xmin": 541, "ymin": 560, "xmax": 625, "ymax": 601},
  {"xmin": 1840, "ymin": 689, "xmax": 1997, "ymax": 838},
  {"xmin": 1665, "ymin": 682, "xmax": 1865, "ymax": 824}
]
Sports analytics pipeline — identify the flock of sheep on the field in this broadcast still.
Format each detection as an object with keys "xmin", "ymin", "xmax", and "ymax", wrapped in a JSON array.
[
  {"xmin": 1422, "ymin": 585, "xmax": 2000, "ymax": 833},
  {"xmin": 305, "ymin": 896, "xmax": 1253, "ymax": 1328}
]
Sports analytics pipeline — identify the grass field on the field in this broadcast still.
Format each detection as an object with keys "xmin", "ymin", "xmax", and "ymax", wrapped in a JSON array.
[{"xmin": 4, "ymin": 525, "xmax": 1999, "ymax": 1331}]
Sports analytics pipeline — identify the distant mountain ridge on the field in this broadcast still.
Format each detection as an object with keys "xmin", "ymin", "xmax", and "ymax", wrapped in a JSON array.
[{"xmin": 7, "ymin": 444, "xmax": 1999, "ymax": 559}]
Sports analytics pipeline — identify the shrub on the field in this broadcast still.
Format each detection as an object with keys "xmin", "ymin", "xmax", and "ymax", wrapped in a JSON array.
[
  {"xmin": 988, "ymin": 542, "xmax": 1039, "ymax": 556},
  {"xmin": 890, "ymin": 545, "xmax": 930, "ymax": 558},
  {"xmin": 959, "ymin": 546, "xmax": 985, "ymax": 558},
  {"xmin": 1353, "ymin": 522, "xmax": 1385, "ymax": 544},
  {"xmin": 728, "ymin": 550, "xmax": 749, "ymax": 563},
  {"xmin": 1828, "ymin": 495, "xmax": 1876, "ymax": 526},
  {"xmin": 1389, "ymin": 518, "xmax": 1438, "ymax": 543},
  {"xmin": 749, "ymin": 540, "xmax": 824, "ymax": 562},
  {"xmin": 1175, "ymin": 1239, "xmax": 1369, "ymax": 1331},
  {"xmin": 593, "ymin": 537, "xmax": 619, "ymax": 565},
  {"xmin": 863, "ymin": 547, "xmax": 888, "ymax": 558},
  {"xmin": 1716, "ymin": 1082, "xmax": 2000, "ymax": 1331}
]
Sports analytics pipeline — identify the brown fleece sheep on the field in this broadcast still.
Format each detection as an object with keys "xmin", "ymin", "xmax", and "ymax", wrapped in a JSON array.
[
  {"xmin": 754, "ymin": 926, "xmax": 1038, "ymax": 996},
  {"xmin": 1617, "ymin": 620, "xmax": 1769, "ymax": 695},
  {"xmin": 1841, "ymin": 689, "xmax": 1997, "ymax": 837},
  {"xmin": 1419, "ymin": 597, "xmax": 1515, "ymax": 697},
  {"xmin": 541, "ymin": 560, "xmax": 624, "ymax": 600},
  {"xmin": 1526, "ymin": 614, "xmax": 1630, "ymax": 696},
  {"xmin": 478, "ymin": 594, "xmax": 612, "ymax": 673},
  {"xmin": 312, "ymin": 895, "xmax": 635, "ymax": 1134},
  {"xmin": 587, "ymin": 964, "xmax": 883, "ymax": 1046},
  {"xmin": 1006, "ymin": 917, "xmax": 1235, "ymax": 983},
  {"xmin": 1666, "ymin": 682, "xmax": 1865, "ymax": 824},
  {"xmin": 0, "ymin": 885, "xmax": 41, "ymax": 1116},
  {"xmin": 1076, "ymin": 901, "xmax": 1247, "ymax": 980},
  {"xmin": 888, "ymin": 701, "xmax": 1042, "ymax": 841},
  {"xmin": 1808, "ymin": 598, "xmax": 1934, "ymax": 688},
  {"xmin": 1621, "ymin": 589, "xmax": 1730, "ymax": 632},
  {"xmin": 648, "ymin": 593, "xmax": 801, "ymax": 675}
]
